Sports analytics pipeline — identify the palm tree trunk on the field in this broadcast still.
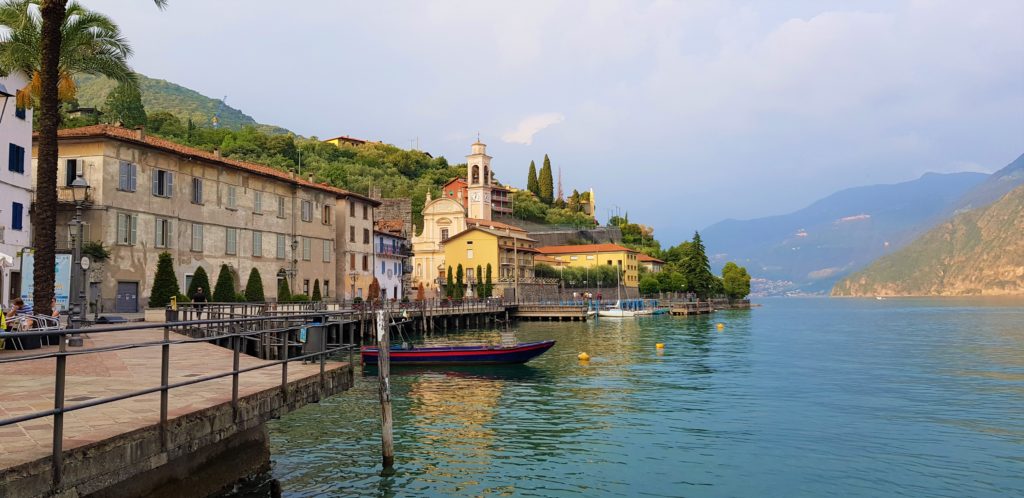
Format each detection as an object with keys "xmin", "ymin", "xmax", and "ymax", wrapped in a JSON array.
[{"xmin": 32, "ymin": 0, "xmax": 68, "ymax": 318}]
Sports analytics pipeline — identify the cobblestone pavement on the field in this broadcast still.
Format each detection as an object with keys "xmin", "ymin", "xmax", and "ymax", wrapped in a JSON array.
[{"xmin": 0, "ymin": 330, "xmax": 347, "ymax": 470}]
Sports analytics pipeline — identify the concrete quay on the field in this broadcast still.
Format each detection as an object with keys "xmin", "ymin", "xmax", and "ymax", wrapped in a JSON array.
[{"xmin": 0, "ymin": 329, "xmax": 353, "ymax": 498}]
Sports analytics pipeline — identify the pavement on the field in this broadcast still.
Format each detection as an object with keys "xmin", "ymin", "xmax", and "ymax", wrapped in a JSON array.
[{"xmin": 0, "ymin": 329, "xmax": 347, "ymax": 470}]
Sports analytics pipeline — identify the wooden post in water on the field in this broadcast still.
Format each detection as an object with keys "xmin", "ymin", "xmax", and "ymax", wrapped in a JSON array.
[{"xmin": 376, "ymin": 309, "xmax": 395, "ymax": 474}]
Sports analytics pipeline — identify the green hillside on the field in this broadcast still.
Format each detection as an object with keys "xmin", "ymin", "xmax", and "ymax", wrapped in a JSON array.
[
  {"xmin": 832, "ymin": 185, "xmax": 1024, "ymax": 296},
  {"xmin": 73, "ymin": 73, "xmax": 289, "ymax": 134}
]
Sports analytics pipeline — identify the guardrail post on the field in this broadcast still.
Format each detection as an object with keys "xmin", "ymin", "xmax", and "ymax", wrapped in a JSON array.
[
  {"xmin": 160, "ymin": 323, "xmax": 170, "ymax": 449},
  {"xmin": 232, "ymin": 327, "xmax": 240, "ymax": 420},
  {"xmin": 280, "ymin": 327, "xmax": 289, "ymax": 401},
  {"xmin": 51, "ymin": 335, "xmax": 67, "ymax": 489}
]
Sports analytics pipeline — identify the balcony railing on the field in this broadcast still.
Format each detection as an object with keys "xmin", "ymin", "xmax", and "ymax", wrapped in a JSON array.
[{"xmin": 56, "ymin": 186, "xmax": 93, "ymax": 204}]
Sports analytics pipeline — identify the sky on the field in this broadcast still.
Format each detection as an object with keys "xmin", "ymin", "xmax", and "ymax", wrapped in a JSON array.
[{"xmin": 88, "ymin": 0, "xmax": 1024, "ymax": 245}]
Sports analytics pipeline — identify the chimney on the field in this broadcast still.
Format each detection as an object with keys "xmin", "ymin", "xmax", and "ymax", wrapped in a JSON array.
[
  {"xmin": 308, "ymin": 173, "xmax": 314, "ymax": 183},
  {"xmin": 369, "ymin": 186, "xmax": 381, "ymax": 200},
  {"xmin": 213, "ymin": 148, "xmax": 221, "ymax": 158},
  {"xmin": 134, "ymin": 126, "xmax": 145, "ymax": 140}
]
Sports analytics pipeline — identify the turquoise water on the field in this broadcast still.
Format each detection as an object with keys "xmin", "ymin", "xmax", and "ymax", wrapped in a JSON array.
[{"xmin": 267, "ymin": 298, "xmax": 1024, "ymax": 497}]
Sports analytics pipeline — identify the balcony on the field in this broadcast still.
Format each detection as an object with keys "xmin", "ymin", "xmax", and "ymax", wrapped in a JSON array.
[{"xmin": 57, "ymin": 186, "xmax": 94, "ymax": 204}]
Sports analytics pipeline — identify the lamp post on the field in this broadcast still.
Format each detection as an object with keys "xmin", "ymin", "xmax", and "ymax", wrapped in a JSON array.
[
  {"xmin": 68, "ymin": 174, "xmax": 90, "ymax": 346},
  {"xmin": 0, "ymin": 82, "xmax": 13, "ymax": 125},
  {"xmin": 289, "ymin": 237, "xmax": 299, "ymax": 291},
  {"xmin": 349, "ymin": 271, "xmax": 357, "ymax": 302}
]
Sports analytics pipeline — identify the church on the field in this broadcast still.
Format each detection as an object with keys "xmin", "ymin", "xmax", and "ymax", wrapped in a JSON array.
[{"xmin": 411, "ymin": 140, "xmax": 537, "ymax": 298}]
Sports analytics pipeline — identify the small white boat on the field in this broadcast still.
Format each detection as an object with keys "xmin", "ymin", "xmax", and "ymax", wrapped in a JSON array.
[
  {"xmin": 598, "ymin": 307, "xmax": 636, "ymax": 318},
  {"xmin": 875, "ymin": 296, "xmax": 886, "ymax": 300}
]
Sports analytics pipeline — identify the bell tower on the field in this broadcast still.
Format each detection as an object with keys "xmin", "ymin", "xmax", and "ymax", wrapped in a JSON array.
[{"xmin": 466, "ymin": 139, "xmax": 492, "ymax": 220}]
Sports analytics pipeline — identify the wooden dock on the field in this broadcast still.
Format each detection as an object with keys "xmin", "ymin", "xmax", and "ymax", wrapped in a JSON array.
[
  {"xmin": 512, "ymin": 305, "xmax": 591, "ymax": 321},
  {"xmin": 669, "ymin": 301, "xmax": 715, "ymax": 316}
]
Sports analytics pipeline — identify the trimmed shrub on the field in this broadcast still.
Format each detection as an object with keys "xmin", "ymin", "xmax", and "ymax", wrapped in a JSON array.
[
  {"xmin": 149, "ymin": 252, "xmax": 180, "ymax": 308},
  {"xmin": 245, "ymin": 268, "xmax": 265, "ymax": 302},
  {"xmin": 312, "ymin": 279, "xmax": 322, "ymax": 301},
  {"xmin": 213, "ymin": 264, "xmax": 236, "ymax": 302},
  {"xmin": 187, "ymin": 266, "xmax": 210, "ymax": 297}
]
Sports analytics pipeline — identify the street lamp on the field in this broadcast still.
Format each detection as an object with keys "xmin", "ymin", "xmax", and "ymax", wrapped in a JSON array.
[
  {"xmin": 0, "ymin": 82, "xmax": 13, "ymax": 125},
  {"xmin": 289, "ymin": 237, "xmax": 299, "ymax": 290},
  {"xmin": 68, "ymin": 174, "xmax": 90, "ymax": 346}
]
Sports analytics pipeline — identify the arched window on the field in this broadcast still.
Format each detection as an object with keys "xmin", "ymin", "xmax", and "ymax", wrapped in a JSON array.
[{"xmin": 471, "ymin": 165, "xmax": 480, "ymax": 184}]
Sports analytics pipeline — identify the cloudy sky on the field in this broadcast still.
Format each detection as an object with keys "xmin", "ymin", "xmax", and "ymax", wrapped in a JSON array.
[{"xmin": 89, "ymin": 0, "xmax": 1023, "ymax": 244}]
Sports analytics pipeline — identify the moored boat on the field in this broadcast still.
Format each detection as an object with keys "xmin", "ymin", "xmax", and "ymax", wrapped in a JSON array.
[{"xmin": 361, "ymin": 340, "xmax": 556, "ymax": 366}]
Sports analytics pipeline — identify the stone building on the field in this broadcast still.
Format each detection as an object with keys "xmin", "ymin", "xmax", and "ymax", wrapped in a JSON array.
[
  {"xmin": 0, "ymin": 72, "xmax": 32, "ymax": 306},
  {"xmin": 37, "ymin": 125, "xmax": 375, "ymax": 311},
  {"xmin": 336, "ymin": 193, "xmax": 381, "ymax": 301}
]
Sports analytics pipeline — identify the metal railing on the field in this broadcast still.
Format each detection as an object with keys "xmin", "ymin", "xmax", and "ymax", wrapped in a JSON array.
[{"xmin": 0, "ymin": 313, "xmax": 356, "ymax": 487}]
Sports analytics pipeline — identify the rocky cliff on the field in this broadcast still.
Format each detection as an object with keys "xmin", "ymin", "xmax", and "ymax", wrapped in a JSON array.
[{"xmin": 832, "ymin": 185, "xmax": 1024, "ymax": 297}]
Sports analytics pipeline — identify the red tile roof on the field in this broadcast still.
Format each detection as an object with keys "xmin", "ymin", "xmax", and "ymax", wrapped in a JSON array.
[
  {"xmin": 47, "ymin": 125, "xmax": 380, "ymax": 205},
  {"xmin": 638, "ymin": 254, "xmax": 665, "ymax": 263},
  {"xmin": 536, "ymin": 243, "xmax": 637, "ymax": 255},
  {"xmin": 374, "ymin": 219, "xmax": 406, "ymax": 236},
  {"xmin": 465, "ymin": 218, "xmax": 527, "ymax": 233}
]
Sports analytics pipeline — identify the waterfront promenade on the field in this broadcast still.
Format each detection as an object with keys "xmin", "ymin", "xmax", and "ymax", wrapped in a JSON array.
[{"xmin": 0, "ymin": 325, "xmax": 353, "ymax": 497}]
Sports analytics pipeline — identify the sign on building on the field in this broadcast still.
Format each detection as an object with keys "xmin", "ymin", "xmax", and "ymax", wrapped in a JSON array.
[{"xmin": 19, "ymin": 249, "xmax": 72, "ymax": 311}]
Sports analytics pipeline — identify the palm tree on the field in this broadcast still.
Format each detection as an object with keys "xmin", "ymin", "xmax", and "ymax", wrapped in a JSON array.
[{"xmin": 0, "ymin": 0, "xmax": 162, "ymax": 317}]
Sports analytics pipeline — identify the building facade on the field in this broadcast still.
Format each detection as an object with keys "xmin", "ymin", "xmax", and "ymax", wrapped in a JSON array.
[
  {"xmin": 36, "ymin": 125, "xmax": 366, "ymax": 311},
  {"xmin": 374, "ymin": 230, "xmax": 406, "ymax": 301},
  {"xmin": 335, "ymin": 193, "xmax": 380, "ymax": 301},
  {"xmin": 441, "ymin": 223, "xmax": 537, "ymax": 299},
  {"xmin": 0, "ymin": 72, "xmax": 33, "ymax": 306},
  {"xmin": 535, "ymin": 243, "xmax": 640, "ymax": 288},
  {"xmin": 639, "ymin": 254, "xmax": 665, "ymax": 273},
  {"xmin": 442, "ymin": 176, "xmax": 513, "ymax": 218}
]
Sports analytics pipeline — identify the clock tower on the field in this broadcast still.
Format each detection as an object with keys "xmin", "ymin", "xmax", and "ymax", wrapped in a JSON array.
[{"xmin": 466, "ymin": 139, "xmax": 492, "ymax": 220}]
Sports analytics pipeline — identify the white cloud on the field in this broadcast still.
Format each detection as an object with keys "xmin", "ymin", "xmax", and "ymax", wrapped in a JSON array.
[{"xmin": 501, "ymin": 113, "xmax": 566, "ymax": 145}]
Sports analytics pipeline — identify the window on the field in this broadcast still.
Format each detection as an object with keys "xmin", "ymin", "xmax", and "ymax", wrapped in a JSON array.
[
  {"xmin": 116, "ymin": 213, "xmax": 138, "ymax": 245},
  {"xmin": 467, "ymin": 249, "xmax": 474, "ymax": 259},
  {"xmin": 11, "ymin": 202, "xmax": 23, "ymax": 230},
  {"xmin": 226, "ymin": 228, "xmax": 237, "ymax": 255},
  {"xmin": 322, "ymin": 205, "xmax": 332, "ymax": 225},
  {"xmin": 118, "ymin": 161, "xmax": 137, "ymax": 191},
  {"xmin": 191, "ymin": 223, "xmax": 204, "ymax": 252},
  {"xmin": 301, "ymin": 200, "xmax": 312, "ymax": 222},
  {"xmin": 191, "ymin": 178, "xmax": 203, "ymax": 204},
  {"xmin": 350, "ymin": 253, "xmax": 356, "ymax": 270},
  {"xmin": 303, "ymin": 279, "xmax": 310, "ymax": 295},
  {"xmin": 570, "ymin": 256, "xmax": 578, "ymax": 261},
  {"xmin": 349, "ymin": 226, "xmax": 356, "ymax": 243},
  {"xmin": 302, "ymin": 237, "xmax": 311, "ymax": 261},
  {"xmin": 64, "ymin": 158, "xmax": 78, "ymax": 185},
  {"xmin": 155, "ymin": 218, "xmax": 172, "ymax": 248},
  {"xmin": 277, "ymin": 196, "xmax": 286, "ymax": 218},
  {"xmin": 322, "ymin": 240, "xmax": 331, "ymax": 262},
  {"xmin": 14, "ymin": 94, "xmax": 25, "ymax": 119},
  {"xmin": 362, "ymin": 204, "xmax": 368, "ymax": 220},
  {"xmin": 363, "ymin": 228, "xmax": 370, "ymax": 244},
  {"xmin": 152, "ymin": 169, "xmax": 173, "ymax": 197},
  {"xmin": 7, "ymin": 144, "xmax": 25, "ymax": 174},
  {"xmin": 276, "ymin": 234, "xmax": 286, "ymax": 259},
  {"xmin": 362, "ymin": 255, "xmax": 369, "ymax": 271},
  {"xmin": 227, "ymin": 185, "xmax": 237, "ymax": 209},
  {"xmin": 253, "ymin": 232, "xmax": 263, "ymax": 257},
  {"xmin": 254, "ymin": 191, "xmax": 263, "ymax": 214},
  {"xmin": 586, "ymin": 255, "xmax": 595, "ymax": 260},
  {"xmin": 350, "ymin": 202, "xmax": 356, "ymax": 217},
  {"xmin": 324, "ymin": 280, "xmax": 330, "ymax": 298},
  {"xmin": 440, "ymin": 228, "xmax": 449, "ymax": 241}
]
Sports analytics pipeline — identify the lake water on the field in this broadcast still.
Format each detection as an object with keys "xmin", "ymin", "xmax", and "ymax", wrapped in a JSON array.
[{"xmin": 266, "ymin": 298, "xmax": 1024, "ymax": 497}]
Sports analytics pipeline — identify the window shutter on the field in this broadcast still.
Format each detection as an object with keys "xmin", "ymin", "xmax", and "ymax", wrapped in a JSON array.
[
  {"xmin": 155, "ymin": 219, "xmax": 162, "ymax": 247},
  {"xmin": 152, "ymin": 170, "xmax": 159, "ymax": 195},
  {"xmin": 7, "ymin": 144, "xmax": 14, "ymax": 172},
  {"xmin": 17, "ymin": 146, "xmax": 25, "ymax": 173},
  {"xmin": 166, "ymin": 172, "xmax": 173, "ymax": 196},
  {"xmin": 117, "ymin": 214, "xmax": 127, "ymax": 244},
  {"xmin": 119, "ymin": 162, "xmax": 128, "ymax": 190},
  {"xmin": 130, "ymin": 164, "xmax": 137, "ymax": 191},
  {"xmin": 130, "ymin": 215, "xmax": 138, "ymax": 244},
  {"xmin": 11, "ymin": 202, "xmax": 22, "ymax": 230}
]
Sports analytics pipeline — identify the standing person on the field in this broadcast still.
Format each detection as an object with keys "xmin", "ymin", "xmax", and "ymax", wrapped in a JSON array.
[{"xmin": 191, "ymin": 287, "xmax": 208, "ymax": 319}]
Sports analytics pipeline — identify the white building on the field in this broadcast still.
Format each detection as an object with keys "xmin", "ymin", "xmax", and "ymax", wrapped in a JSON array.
[
  {"xmin": 374, "ymin": 229, "xmax": 406, "ymax": 301},
  {"xmin": 0, "ymin": 73, "xmax": 33, "ymax": 307}
]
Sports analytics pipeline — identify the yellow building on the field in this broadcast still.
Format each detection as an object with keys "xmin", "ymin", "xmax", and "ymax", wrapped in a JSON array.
[
  {"xmin": 441, "ymin": 221, "xmax": 537, "ymax": 299},
  {"xmin": 535, "ymin": 243, "xmax": 640, "ymax": 288}
]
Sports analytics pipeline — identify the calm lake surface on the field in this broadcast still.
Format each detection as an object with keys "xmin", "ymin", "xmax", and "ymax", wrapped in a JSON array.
[{"xmin": 267, "ymin": 298, "xmax": 1024, "ymax": 497}]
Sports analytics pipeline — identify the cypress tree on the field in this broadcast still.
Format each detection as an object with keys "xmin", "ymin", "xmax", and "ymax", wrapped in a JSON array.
[
  {"xmin": 148, "ymin": 252, "xmax": 179, "ymax": 307},
  {"xmin": 187, "ymin": 266, "xmax": 211, "ymax": 298},
  {"xmin": 312, "ymin": 278, "xmax": 322, "ymax": 301},
  {"xmin": 277, "ymin": 276, "xmax": 291, "ymax": 302},
  {"xmin": 539, "ymin": 154, "xmax": 554, "ymax": 204},
  {"xmin": 103, "ymin": 82, "xmax": 147, "ymax": 128},
  {"xmin": 244, "ymin": 268, "xmax": 265, "ymax": 302},
  {"xmin": 527, "ymin": 160, "xmax": 539, "ymax": 195},
  {"xmin": 369, "ymin": 277, "xmax": 381, "ymax": 302},
  {"xmin": 446, "ymin": 266, "xmax": 454, "ymax": 298},
  {"xmin": 213, "ymin": 264, "xmax": 236, "ymax": 302},
  {"xmin": 455, "ymin": 264, "xmax": 465, "ymax": 299},
  {"xmin": 484, "ymin": 263, "xmax": 493, "ymax": 298},
  {"xmin": 476, "ymin": 265, "xmax": 484, "ymax": 298}
]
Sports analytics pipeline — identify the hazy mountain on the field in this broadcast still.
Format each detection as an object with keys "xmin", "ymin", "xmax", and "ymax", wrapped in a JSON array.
[
  {"xmin": 73, "ymin": 73, "xmax": 290, "ymax": 134},
  {"xmin": 948, "ymin": 152, "xmax": 1024, "ymax": 214},
  {"xmin": 702, "ymin": 171, "xmax": 988, "ymax": 294},
  {"xmin": 833, "ymin": 185, "xmax": 1024, "ymax": 297}
]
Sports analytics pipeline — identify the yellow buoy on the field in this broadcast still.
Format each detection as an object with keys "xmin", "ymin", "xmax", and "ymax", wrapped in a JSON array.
[
  {"xmin": 716, "ymin": 323, "xmax": 725, "ymax": 330},
  {"xmin": 655, "ymin": 343, "xmax": 665, "ymax": 349},
  {"xmin": 577, "ymin": 352, "xmax": 590, "ymax": 361}
]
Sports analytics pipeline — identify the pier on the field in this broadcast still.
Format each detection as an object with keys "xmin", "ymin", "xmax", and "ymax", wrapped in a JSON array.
[
  {"xmin": 0, "ymin": 315, "xmax": 354, "ymax": 498},
  {"xmin": 511, "ymin": 304, "xmax": 591, "ymax": 321},
  {"xmin": 669, "ymin": 301, "xmax": 715, "ymax": 315}
]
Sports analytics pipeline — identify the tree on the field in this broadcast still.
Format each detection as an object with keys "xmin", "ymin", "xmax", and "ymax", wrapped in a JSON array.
[
  {"xmin": 639, "ymin": 275, "xmax": 661, "ymax": 297},
  {"xmin": 0, "ymin": 0, "xmax": 164, "ymax": 318},
  {"xmin": 369, "ymin": 277, "xmax": 381, "ymax": 303},
  {"xmin": 244, "ymin": 268, "xmax": 265, "ymax": 302},
  {"xmin": 512, "ymin": 190, "xmax": 548, "ymax": 222},
  {"xmin": 277, "ymin": 275, "xmax": 291, "ymax": 302},
  {"xmin": 538, "ymin": 154, "xmax": 554, "ymax": 204},
  {"xmin": 213, "ymin": 264, "xmax": 236, "ymax": 302},
  {"xmin": 148, "ymin": 252, "xmax": 178, "ymax": 307},
  {"xmin": 722, "ymin": 262, "xmax": 751, "ymax": 300},
  {"xmin": 476, "ymin": 265, "xmax": 484, "ymax": 298},
  {"xmin": 445, "ymin": 266, "xmax": 454, "ymax": 298},
  {"xmin": 484, "ymin": 263, "xmax": 493, "ymax": 298},
  {"xmin": 679, "ymin": 231, "xmax": 716, "ymax": 297},
  {"xmin": 534, "ymin": 263, "xmax": 558, "ymax": 278},
  {"xmin": 187, "ymin": 266, "xmax": 210, "ymax": 297},
  {"xmin": 526, "ymin": 160, "xmax": 539, "ymax": 196},
  {"xmin": 455, "ymin": 264, "xmax": 465, "ymax": 299},
  {"xmin": 416, "ymin": 282, "xmax": 425, "ymax": 301},
  {"xmin": 103, "ymin": 81, "xmax": 146, "ymax": 127},
  {"xmin": 311, "ymin": 278, "xmax": 322, "ymax": 301}
]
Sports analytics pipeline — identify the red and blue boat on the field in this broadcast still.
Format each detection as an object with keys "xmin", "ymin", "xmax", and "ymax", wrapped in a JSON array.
[{"xmin": 361, "ymin": 340, "xmax": 556, "ymax": 366}]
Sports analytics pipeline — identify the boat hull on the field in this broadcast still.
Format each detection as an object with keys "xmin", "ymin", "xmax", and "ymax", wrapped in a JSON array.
[{"xmin": 361, "ymin": 340, "xmax": 556, "ymax": 366}]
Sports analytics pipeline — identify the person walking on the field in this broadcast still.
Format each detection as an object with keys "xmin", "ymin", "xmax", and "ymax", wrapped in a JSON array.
[{"xmin": 191, "ymin": 287, "xmax": 208, "ymax": 319}]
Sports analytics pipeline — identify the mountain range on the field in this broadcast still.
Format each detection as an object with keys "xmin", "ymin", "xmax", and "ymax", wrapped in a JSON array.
[{"xmin": 702, "ymin": 153, "xmax": 1024, "ymax": 295}]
